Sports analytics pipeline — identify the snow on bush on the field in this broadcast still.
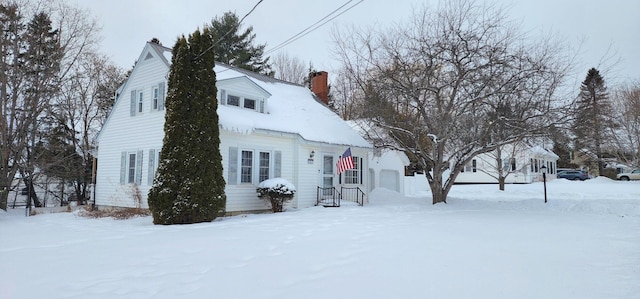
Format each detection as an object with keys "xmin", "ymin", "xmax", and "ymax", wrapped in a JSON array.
[{"xmin": 256, "ymin": 178, "xmax": 296, "ymax": 212}]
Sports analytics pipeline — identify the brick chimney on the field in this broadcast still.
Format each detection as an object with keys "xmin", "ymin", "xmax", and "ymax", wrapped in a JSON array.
[{"xmin": 310, "ymin": 71, "xmax": 329, "ymax": 105}]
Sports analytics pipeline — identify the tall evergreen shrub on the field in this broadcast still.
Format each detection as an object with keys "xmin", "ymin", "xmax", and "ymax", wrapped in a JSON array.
[{"xmin": 148, "ymin": 28, "xmax": 226, "ymax": 224}]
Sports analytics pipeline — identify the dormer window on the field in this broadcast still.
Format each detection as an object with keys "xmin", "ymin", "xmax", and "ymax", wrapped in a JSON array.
[
  {"xmin": 244, "ymin": 98, "xmax": 256, "ymax": 110},
  {"xmin": 221, "ymin": 89, "xmax": 264, "ymax": 113},
  {"xmin": 227, "ymin": 95, "xmax": 240, "ymax": 106},
  {"xmin": 217, "ymin": 77, "xmax": 271, "ymax": 113}
]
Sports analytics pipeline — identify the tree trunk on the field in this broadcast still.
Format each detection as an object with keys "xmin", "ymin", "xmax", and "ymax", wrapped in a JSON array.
[
  {"xmin": 0, "ymin": 189, "xmax": 7, "ymax": 211},
  {"xmin": 22, "ymin": 177, "xmax": 42, "ymax": 207},
  {"xmin": 429, "ymin": 169, "xmax": 448, "ymax": 205},
  {"xmin": 430, "ymin": 186, "xmax": 447, "ymax": 204},
  {"xmin": 496, "ymin": 147, "xmax": 506, "ymax": 191}
]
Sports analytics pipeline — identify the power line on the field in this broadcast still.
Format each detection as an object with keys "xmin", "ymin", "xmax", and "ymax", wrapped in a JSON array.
[
  {"xmin": 264, "ymin": 0, "xmax": 353, "ymax": 55},
  {"xmin": 193, "ymin": 0, "xmax": 264, "ymax": 61},
  {"xmin": 264, "ymin": 0, "xmax": 364, "ymax": 56}
]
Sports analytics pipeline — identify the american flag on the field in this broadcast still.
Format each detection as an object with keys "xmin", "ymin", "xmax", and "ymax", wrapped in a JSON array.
[{"xmin": 336, "ymin": 148, "xmax": 354, "ymax": 175}]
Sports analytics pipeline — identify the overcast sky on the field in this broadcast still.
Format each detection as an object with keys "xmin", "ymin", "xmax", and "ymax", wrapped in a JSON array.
[{"xmin": 75, "ymin": 0, "xmax": 639, "ymax": 86}]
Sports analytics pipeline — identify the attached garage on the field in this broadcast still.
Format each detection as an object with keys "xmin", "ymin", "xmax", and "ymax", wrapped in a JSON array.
[{"xmin": 379, "ymin": 169, "xmax": 400, "ymax": 192}]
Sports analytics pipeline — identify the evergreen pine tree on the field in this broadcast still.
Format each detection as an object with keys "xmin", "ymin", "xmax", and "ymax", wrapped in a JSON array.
[
  {"xmin": 206, "ymin": 11, "xmax": 273, "ymax": 76},
  {"xmin": 572, "ymin": 68, "xmax": 614, "ymax": 175},
  {"xmin": 148, "ymin": 28, "xmax": 226, "ymax": 225}
]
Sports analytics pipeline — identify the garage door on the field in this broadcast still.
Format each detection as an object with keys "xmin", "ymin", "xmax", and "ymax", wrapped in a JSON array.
[{"xmin": 379, "ymin": 170, "xmax": 399, "ymax": 192}]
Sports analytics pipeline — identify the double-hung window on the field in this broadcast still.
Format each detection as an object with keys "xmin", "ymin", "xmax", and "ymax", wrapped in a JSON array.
[
  {"xmin": 227, "ymin": 95, "xmax": 240, "ymax": 107},
  {"xmin": 128, "ymin": 153, "xmax": 136, "ymax": 183},
  {"xmin": 220, "ymin": 89, "xmax": 263, "ymax": 113},
  {"xmin": 228, "ymin": 147, "xmax": 281, "ymax": 185},
  {"xmin": 259, "ymin": 152, "xmax": 270, "ymax": 182},
  {"xmin": 138, "ymin": 91, "xmax": 144, "ymax": 113},
  {"xmin": 344, "ymin": 156, "xmax": 361, "ymax": 184},
  {"xmin": 120, "ymin": 151, "xmax": 143, "ymax": 185},
  {"xmin": 461, "ymin": 159, "xmax": 477, "ymax": 173},
  {"xmin": 152, "ymin": 86, "xmax": 159, "ymax": 110},
  {"xmin": 244, "ymin": 98, "xmax": 256, "ymax": 110},
  {"xmin": 241, "ymin": 150, "xmax": 253, "ymax": 183}
]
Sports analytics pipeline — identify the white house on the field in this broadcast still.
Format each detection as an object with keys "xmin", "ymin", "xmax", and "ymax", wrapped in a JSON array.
[
  {"xmin": 95, "ymin": 41, "xmax": 372, "ymax": 213},
  {"xmin": 455, "ymin": 143, "xmax": 560, "ymax": 184}
]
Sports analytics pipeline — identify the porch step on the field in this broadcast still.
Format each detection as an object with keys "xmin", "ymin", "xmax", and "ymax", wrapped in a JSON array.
[{"xmin": 322, "ymin": 204, "xmax": 340, "ymax": 208}]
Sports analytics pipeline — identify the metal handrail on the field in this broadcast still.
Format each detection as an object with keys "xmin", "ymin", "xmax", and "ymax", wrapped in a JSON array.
[
  {"xmin": 316, "ymin": 186, "xmax": 341, "ymax": 207},
  {"xmin": 340, "ymin": 186, "xmax": 366, "ymax": 206}
]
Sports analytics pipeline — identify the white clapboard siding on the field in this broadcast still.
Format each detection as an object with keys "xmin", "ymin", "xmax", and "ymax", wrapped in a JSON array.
[{"xmin": 95, "ymin": 44, "xmax": 168, "ymax": 208}]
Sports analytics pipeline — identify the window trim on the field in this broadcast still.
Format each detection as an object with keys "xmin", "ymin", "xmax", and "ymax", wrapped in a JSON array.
[
  {"xmin": 240, "ymin": 150, "xmax": 253, "ymax": 184},
  {"xmin": 138, "ymin": 91, "xmax": 144, "ymax": 113},
  {"xmin": 259, "ymin": 151, "xmax": 271, "ymax": 183},
  {"xmin": 227, "ymin": 94, "xmax": 240, "ymax": 107},
  {"xmin": 342, "ymin": 156, "xmax": 362, "ymax": 185},
  {"xmin": 120, "ymin": 150, "xmax": 143, "ymax": 185},
  {"xmin": 229, "ymin": 147, "xmax": 279, "ymax": 185},
  {"xmin": 128, "ymin": 153, "xmax": 136, "ymax": 184},
  {"xmin": 244, "ymin": 98, "xmax": 257, "ymax": 110},
  {"xmin": 152, "ymin": 86, "xmax": 159, "ymax": 110},
  {"xmin": 461, "ymin": 159, "xmax": 477, "ymax": 173},
  {"xmin": 222, "ymin": 90, "xmax": 261, "ymax": 112}
]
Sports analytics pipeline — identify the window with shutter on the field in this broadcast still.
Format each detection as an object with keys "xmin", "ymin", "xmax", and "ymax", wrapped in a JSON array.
[
  {"xmin": 128, "ymin": 153, "xmax": 136, "ymax": 184},
  {"xmin": 345, "ymin": 157, "xmax": 361, "ymax": 184},
  {"xmin": 152, "ymin": 87, "xmax": 159, "ymax": 110},
  {"xmin": 138, "ymin": 92, "xmax": 144, "ymax": 113},
  {"xmin": 259, "ymin": 152, "xmax": 270, "ymax": 182},
  {"xmin": 241, "ymin": 150, "xmax": 253, "ymax": 183}
]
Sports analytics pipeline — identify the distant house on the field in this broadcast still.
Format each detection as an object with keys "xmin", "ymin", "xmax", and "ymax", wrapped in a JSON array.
[
  {"xmin": 455, "ymin": 143, "xmax": 559, "ymax": 184},
  {"xmin": 95, "ymin": 41, "xmax": 372, "ymax": 213}
]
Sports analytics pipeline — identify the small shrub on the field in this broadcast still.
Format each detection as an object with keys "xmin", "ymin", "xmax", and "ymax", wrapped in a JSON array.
[{"xmin": 257, "ymin": 178, "xmax": 296, "ymax": 213}]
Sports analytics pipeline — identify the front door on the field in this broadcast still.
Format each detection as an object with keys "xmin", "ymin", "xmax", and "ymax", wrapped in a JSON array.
[{"xmin": 321, "ymin": 154, "xmax": 334, "ymax": 197}]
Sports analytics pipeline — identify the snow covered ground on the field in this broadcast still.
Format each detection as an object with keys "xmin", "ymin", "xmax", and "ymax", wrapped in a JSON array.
[{"xmin": 1, "ymin": 177, "xmax": 639, "ymax": 299}]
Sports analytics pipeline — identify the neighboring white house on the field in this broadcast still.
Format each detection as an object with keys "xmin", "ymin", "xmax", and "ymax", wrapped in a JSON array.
[
  {"xmin": 95, "ymin": 41, "xmax": 372, "ymax": 213},
  {"xmin": 455, "ymin": 143, "xmax": 560, "ymax": 184}
]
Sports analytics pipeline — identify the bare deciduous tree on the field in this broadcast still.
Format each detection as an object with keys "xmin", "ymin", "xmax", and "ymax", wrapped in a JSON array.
[
  {"xmin": 0, "ymin": 0, "xmax": 121, "ymax": 210},
  {"xmin": 330, "ymin": 67, "xmax": 366, "ymax": 120},
  {"xmin": 0, "ymin": 3, "xmax": 62, "ymax": 210},
  {"xmin": 44, "ymin": 52, "xmax": 124, "ymax": 205},
  {"xmin": 271, "ymin": 52, "xmax": 307, "ymax": 85},
  {"xmin": 609, "ymin": 82, "xmax": 640, "ymax": 168},
  {"xmin": 333, "ymin": 0, "xmax": 572, "ymax": 204}
]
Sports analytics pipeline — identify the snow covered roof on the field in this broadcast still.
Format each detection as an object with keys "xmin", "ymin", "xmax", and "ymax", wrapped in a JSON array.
[
  {"xmin": 212, "ymin": 64, "xmax": 371, "ymax": 148},
  {"xmin": 117, "ymin": 42, "xmax": 371, "ymax": 148},
  {"xmin": 530, "ymin": 145, "xmax": 559, "ymax": 160}
]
